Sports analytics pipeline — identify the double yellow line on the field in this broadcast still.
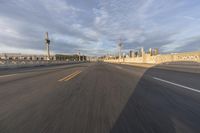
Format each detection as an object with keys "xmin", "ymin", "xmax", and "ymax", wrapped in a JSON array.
[{"xmin": 58, "ymin": 70, "xmax": 82, "ymax": 82}]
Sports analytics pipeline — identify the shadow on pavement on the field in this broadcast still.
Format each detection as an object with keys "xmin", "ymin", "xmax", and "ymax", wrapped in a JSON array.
[{"xmin": 110, "ymin": 62, "xmax": 200, "ymax": 133}]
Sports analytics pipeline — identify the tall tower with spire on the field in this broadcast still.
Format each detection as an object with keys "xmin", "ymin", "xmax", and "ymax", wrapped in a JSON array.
[{"xmin": 45, "ymin": 32, "xmax": 50, "ymax": 60}]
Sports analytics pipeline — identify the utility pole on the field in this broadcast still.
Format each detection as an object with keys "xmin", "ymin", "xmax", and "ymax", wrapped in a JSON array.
[
  {"xmin": 45, "ymin": 32, "xmax": 50, "ymax": 60},
  {"xmin": 78, "ymin": 50, "xmax": 81, "ymax": 61},
  {"xmin": 118, "ymin": 39, "xmax": 123, "ymax": 62},
  {"xmin": 4, "ymin": 53, "xmax": 7, "ymax": 65}
]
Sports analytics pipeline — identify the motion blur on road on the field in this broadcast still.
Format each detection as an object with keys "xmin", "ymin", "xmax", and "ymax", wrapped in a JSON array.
[{"xmin": 0, "ymin": 62, "xmax": 199, "ymax": 133}]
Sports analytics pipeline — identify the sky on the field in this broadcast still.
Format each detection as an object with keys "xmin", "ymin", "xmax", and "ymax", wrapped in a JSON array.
[{"xmin": 0, "ymin": 0, "xmax": 200, "ymax": 56}]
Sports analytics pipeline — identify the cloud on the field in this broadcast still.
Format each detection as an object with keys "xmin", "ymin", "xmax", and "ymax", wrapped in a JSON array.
[
  {"xmin": 92, "ymin": 0, "xmax": 200, "ymax": 54},
  {"xmin": 183, "ymin": 16, "xmax": 200, "ymax": 21},
  {"xmin": 161, "ymin": 35, "xmax": 200, "ymax": 53},
  {"xmin": 0, "ymin": 0, "xmax": 200, "ymax": 55}
]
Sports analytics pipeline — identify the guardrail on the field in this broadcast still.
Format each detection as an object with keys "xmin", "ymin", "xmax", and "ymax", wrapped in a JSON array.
[{"xmin": 0, "ymin": 59, "xmax": 84, "ymax": 69}]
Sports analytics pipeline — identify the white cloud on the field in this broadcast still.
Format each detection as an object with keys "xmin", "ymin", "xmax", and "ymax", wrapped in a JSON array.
[
  {"xmin": 0, "ymin": 0, "xmax": 200, "ymax": 55},
  {"xmin": 183, "ymin": 16, "xmax": 200, "ymax": 21},
  {"xmin": 0, "ymin": 43, "xmax": 45, "ymax": 54},
  {"xmin": 43, "ymin": 0, "xmax": 81, "ymax": 13}
]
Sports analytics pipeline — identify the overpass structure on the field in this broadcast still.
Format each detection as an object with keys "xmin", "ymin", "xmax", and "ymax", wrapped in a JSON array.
[{"xmin": 0, "ymin": 62, "xmax": 199, "ymax": 133}]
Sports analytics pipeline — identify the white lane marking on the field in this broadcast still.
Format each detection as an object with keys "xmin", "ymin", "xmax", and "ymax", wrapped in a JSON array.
[
  {"xmin": 0, "ymin": 74, "xmax": 18, "ymax": 78},
  {"xmin": 153, "ymin": 77, "xmax": 200, "ymax": 93}
]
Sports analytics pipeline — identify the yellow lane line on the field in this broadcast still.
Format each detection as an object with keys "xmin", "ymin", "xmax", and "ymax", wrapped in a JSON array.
[
  {"xmin": 64, "ymin": 71, "xmax": 82, "ymax": 81},
  {"xmin": 58, "ymin": 70, "xmax": 81, "ymax": 82}
]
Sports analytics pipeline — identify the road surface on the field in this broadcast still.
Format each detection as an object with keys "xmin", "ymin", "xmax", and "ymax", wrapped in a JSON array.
[{"xmin": 0, "ymin": 62, "xmax": 199, "ymax": 133}]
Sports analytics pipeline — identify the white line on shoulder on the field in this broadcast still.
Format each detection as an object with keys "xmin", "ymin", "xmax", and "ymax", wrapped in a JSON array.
[
  {"xmin": 0, "ymin": 74, "xmax": 18, "ymax": 78},
  {"xmin": 153, "ymin": 77, "xmax": 200, "ymax": 93}
]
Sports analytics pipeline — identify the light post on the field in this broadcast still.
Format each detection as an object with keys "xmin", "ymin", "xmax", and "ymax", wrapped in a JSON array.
[
  {"xmin": 78, "ymin": 50, "xmax": 81, "ymax": 61},
  {"xmin": 45, "ymin": 32, "xmax": 50, "ymax": 60},
  {"xmin": 118, "ymin": 39, "xmax": 123, "ymax": 62}
]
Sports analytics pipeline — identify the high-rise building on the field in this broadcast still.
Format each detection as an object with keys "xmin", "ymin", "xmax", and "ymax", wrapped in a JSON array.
[
  {"xmin": 149, "ymin": 48, "xmax": 152, "ymax": 56},
  {"xmin": 154, "ymin": 48, "xmax": 159, "ymax": 55},
  {"xmin": 138, "ymin": 47, "xmax": 145, "ymax": 57},
  {"xmin": 129, "ymin": 50, "xmax": 133, "ymax": 58}
]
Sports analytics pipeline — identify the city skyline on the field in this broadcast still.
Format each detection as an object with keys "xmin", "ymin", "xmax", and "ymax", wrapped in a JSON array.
[{"xmin": 0, "ymin": 0, "xmax": 200, "ymax": 55}]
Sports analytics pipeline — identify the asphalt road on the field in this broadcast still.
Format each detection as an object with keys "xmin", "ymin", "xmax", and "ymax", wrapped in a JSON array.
[{"xmin": 0, "ymin": 62, "xmax": 199, "ymax": 133}]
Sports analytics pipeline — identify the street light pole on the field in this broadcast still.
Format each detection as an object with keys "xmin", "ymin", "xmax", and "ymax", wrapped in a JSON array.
[
  {"xmin": 45, "ymin": 32, "xmax": 50, "ymax": 60},
  {"xmin": 78, "ymin": 50, "xmax": 81, "ymax": 61},
  {"xmin": 118, "ymin": 39, "xmax": 123, "ymax": 62}
]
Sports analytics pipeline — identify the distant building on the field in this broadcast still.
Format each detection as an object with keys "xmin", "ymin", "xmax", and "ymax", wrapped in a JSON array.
[
  {"xmin": 129, "ymin": 50, "xmax": 133, "ymax": 58},
  {"xmin": 149, "ymin": 48, "xmax": 153, "ymax": 56},
  {"xmin": 134, "ymin": 51, "xmax": 138, "ymax": 57},
  {"xmin": 55, "ymin": 54, "xmax": 87, "ymax": 61},
  {"xmin": 146, "ymin": 48, "xmax": 159, "ymax": 56},
  {"xmin": 154, "ymin": 48, "xmax": 159, "ymax": 55},
  {"xmin": 138, "ymin": 47, "xmax": 145, "ymax": 57}
]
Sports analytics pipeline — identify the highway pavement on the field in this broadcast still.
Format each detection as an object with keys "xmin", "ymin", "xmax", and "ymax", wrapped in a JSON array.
[{"xmin": 0, "ymin": 62, "xmax": 199, "ymax": 133}]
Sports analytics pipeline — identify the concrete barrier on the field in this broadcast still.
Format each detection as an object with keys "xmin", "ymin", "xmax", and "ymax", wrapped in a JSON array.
[
  {"xmin": 0, "ymin": 60, "xmax": 85, "ymax": 69},
  {"xmin": 104, "ymin": 51, "xmax": 200, "ymax": 64},
  {"xmin": 104, "ymin": 51, "xmax": 200, "ymax": 73}
]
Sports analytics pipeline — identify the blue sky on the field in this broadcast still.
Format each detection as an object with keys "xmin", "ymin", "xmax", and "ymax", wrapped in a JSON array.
[{"xmin": 0, "ymin": 0, "xmax": 200, "ymax": 55}]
